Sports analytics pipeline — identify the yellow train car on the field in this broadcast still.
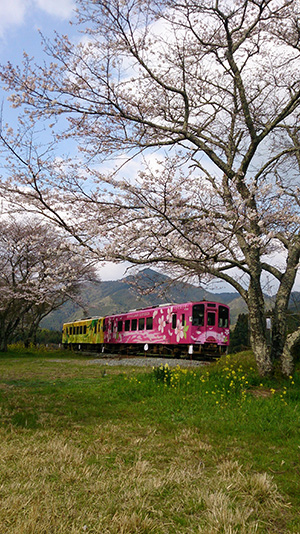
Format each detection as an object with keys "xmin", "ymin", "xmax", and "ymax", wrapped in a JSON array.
[{"xmin": 62, "ymin": 316, "xmax": 104, "ymax": 350}]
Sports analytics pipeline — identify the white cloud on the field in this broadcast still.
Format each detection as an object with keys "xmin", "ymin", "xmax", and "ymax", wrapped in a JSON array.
[
  {"xmin": 0, "ymin": 0, "xmax": 28, "ymax": 36},
  {"xmin": 34, "ymin": 0, "xmax": 75, "ymax": 19},
  {"xmin": 0, "ymin": 0, "xmax": 74, "ymax": 37},
  {"xmin": 98, "ymin": 262, "xmax": 130, "ymax": 281}
]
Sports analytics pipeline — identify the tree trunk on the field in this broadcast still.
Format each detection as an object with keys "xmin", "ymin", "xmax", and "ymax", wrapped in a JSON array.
[
  {"xmin": 271, "ymin": 243, "xmax": 300, "ymax": 364},
  {"xmin": 281, "ymin": 327, "xmax": 300, "ymax": 376},
  {"xmin": 249, "ymin": 318, "xmax": 273, "ymax": 375},
  {"xmin": 247, "ymin": 274, "xmax": 273, "ymax": 376},
  {"xmin": 270, "ymin": 313, "xmax": 287, "ymax": 362},
  {"xmin": 0, "ymin": 337, "xmax": 8, "ymax": 352}
]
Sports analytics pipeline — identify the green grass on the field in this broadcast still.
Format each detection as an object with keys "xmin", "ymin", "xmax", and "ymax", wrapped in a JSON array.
[{"xmin": 0, "ymin": 347, "xmax": 299, "ymax": 533}]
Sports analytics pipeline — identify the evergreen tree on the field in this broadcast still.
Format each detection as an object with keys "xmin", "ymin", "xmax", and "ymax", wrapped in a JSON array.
[{"xmin": 230, "ymin": 314, "xmax": 250, "ymax": 354}]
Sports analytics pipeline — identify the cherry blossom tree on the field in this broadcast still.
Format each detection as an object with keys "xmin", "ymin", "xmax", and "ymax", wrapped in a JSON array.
[
  {"xmin": 1, "ymin": 0, "xmax": 300, "ymax": 374},
  {"xmin": 0, "ymin": 218, "xmax": 97, "ymax": 351}
]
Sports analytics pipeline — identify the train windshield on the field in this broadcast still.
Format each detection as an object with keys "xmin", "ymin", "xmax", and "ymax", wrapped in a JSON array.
[
  {"xmin": 207, "ymin": 312, "xmax": 215, "ymax": 326},
  {"xmin": 192, "ymin": 304, "xmax": 205, "ymax": 326},
  {"xmin": 218, "ymin": 306, "xmax": 229, "ymax": 327}
]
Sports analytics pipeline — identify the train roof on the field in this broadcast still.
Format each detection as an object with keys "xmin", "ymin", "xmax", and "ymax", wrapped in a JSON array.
[
  {"xmin": 62, "ymin": 300, "xmax": 229, "ymax": 326},
  {"xmin": 63, "ymin": 316, "xmax": 103, "ymax": 325},
  {"xmin": 106, "ymin": 300, "xmax": 228, "ymax": 317}
]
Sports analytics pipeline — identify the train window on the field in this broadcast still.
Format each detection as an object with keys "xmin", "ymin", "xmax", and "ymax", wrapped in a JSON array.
[
  {"xmin": 146, "ymin": 317, "xmax": 153, "ymax": 330},
  {"xmin": 131, "ymin": 319, "xmax": 137, "ymax": 331},
  {"xmin": 125, "ymin": 320, "xmax": 130, "ymax": 331},
  {"xmin": 139, "ymin": 318, "xmax": 145, "ymax": 330},
  {"xmin": 172, "ymin": 314, "xmax": 177, "ymax": 329},
  {"xmin": 192, "ymin": 304, "xmax": 204, "ymax": 326},
  {"xmin": 76, "ymin": 326, "xmax": 80, "ymax": 334},
  {"xmin": 218, "ymin": 306, "xmax": 229, "ymax": 327},
  {"xmin": 103, "ymin": 321, "xmax": 107, "ymax": 332},
  {"xmin": 182, "ymin": 313, "xmax": 185, "ymax": 326},
  {"xmin": 207, "ymin": 303, "xmax": 216, "ymax": 307},
  {"xmin": 84, "ymin": 326, "xmax": 87, "ymax": 334},
  {"xmin": 117, "ymin": 320, "xmax": 123, "ymax": 332},
  {"xmin": 111, "ymin": 322, "xmax": 114, "ymax": 332},
  {"xmin": 207, "ymin": 312, "xmax": 216, "ymax": 326},
  {"xmin": 80, "ymin": 326, "xmax": 83, "ymax": 334}
]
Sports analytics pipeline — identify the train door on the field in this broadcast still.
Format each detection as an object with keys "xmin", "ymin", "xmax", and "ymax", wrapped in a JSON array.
[{"xmin": 206, "ymin": 309, "xmax": 216, "ymax": 327}]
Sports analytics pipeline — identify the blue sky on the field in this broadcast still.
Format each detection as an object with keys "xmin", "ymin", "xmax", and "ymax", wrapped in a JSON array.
[
  {"xmin": 0, "ymin": 0, "xmax": 76, "ymax": 62},
  {"xmin": 0, "ymin": 0, "xmax": 78, "ymax": 124}
]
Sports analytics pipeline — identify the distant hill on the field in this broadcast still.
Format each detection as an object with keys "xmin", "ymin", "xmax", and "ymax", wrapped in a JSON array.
[
  {"xmin": 289, "ymin": 292, "xmax": 300, "ymax": 313},
  {"xmin": 41, "ymin": 268, "xmax": 300, "ymax": 331}
]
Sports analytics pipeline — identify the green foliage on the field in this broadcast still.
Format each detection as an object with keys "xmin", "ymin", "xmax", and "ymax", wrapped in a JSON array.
[
  {"xmin": 35, "ymin": 328, "xmax": 62, "ymax": 344},
  {"xmin": 151, "ymin": 352, "xmax": 299, "ymax": 409},
  {"xmin": 152, "ymin": 363, "xmax": 172, "ymax": 385},
  {"xmin": 286, "ymin": 310, "xmax": 300, "ymax": 336},
  {"xmin": 11, "ymin": 328, "xmax": 62, "ymax": 346},
  {"xmin": 229, "ymin": 313, "xmax": 250, "ymax": 353}
]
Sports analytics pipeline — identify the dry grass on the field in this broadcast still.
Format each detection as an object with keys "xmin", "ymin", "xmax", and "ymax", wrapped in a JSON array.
[{"xmin": 0, "ymin": 425, "xmax": 285, "ymax": 534}]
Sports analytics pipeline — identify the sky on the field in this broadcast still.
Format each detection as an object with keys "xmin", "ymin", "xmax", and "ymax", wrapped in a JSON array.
[
  {"xmin": 0, "ymin": 0, "xmax": 75, "ymax": 60},
  {"xmin": 0, "ymin": 0, "xmax": 78, "ymax": 123},
  {"xmin": 0, "ymin": 0, "xmax": 131, "ymax": 282},
  {"xmin": 0, "ymin": 1, "xmax": 299, "ymax": 295}
]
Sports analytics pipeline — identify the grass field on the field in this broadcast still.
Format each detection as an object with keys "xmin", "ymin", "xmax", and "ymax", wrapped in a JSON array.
[{"xmin": 0, "ymin": 347, "xmax": 299, "ymax": 533}]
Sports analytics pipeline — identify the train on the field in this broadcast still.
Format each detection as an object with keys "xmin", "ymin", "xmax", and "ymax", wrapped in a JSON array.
[{"xmin": 62, "ymin": 301, "xmax": 230, "ymax": 357}]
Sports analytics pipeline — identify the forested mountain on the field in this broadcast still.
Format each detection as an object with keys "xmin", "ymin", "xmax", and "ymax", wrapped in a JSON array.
[{"xmin": 41, "ymin": 268, "xmax": 300, "ymax": 331}]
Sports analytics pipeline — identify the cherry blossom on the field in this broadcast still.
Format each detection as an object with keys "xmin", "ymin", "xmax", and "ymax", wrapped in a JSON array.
[
  {"xmin": 175, "ymin": 321, "xmax": 185, "ymax": 343},
  {"xmin": 158, "ymin": 315, "xmax": 166, "ymax": 333},
  {"xmin": 0, "ymin": 217, "xmax": 97, "ymax": 351}
]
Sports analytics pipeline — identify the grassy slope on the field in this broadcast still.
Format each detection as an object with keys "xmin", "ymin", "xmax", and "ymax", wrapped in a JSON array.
[{"xmin": 0, "ymin": 348, "xmax": 299, "ymax": 533}]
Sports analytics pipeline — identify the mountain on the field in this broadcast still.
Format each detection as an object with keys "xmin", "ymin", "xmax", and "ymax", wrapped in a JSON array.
[
  {"xmin": 39, "ymin": 268, "xmax": 275, "ymax": 331},
  {"xmin": 289, "ymin": 292, "xmax": 300, "ymax": 313}
]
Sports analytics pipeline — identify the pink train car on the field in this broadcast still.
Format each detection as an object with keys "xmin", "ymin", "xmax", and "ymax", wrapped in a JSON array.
[{"xmin": 103, "ymin": 301, "xmax": 230, "ymax": 356}]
